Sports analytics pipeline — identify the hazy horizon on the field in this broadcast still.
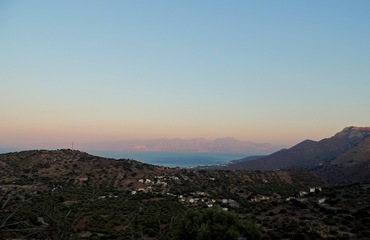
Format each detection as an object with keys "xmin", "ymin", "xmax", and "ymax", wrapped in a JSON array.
[
  {"xmin": 1, "ymin": 1, "xmax": 369, "ymax": 149},
  {"xmin": 0, "ymin": 136, "xmax": 285, "ymax": 155}
]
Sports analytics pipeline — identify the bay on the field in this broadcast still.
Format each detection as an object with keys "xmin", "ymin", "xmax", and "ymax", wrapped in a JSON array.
[
  {"xmin": 87, "ymin": 151, "xmax": 247, "ymax": 168},
  {"xmin": 0, "ymin": 148, "xmax": 248, "ymax": 168}
]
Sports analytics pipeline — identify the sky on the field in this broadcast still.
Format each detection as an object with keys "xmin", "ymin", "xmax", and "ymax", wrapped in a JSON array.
[{"xmin": 1, "ymin": 0, "xmax": 370, "ymax": 150}]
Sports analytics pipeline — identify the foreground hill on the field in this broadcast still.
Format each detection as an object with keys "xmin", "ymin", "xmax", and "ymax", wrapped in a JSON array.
[
  {"xmin": 0, "ymin": 149, "xmax": 323, "ymax": 194},
  {"xmin": 2, "ymin": 149, "xmax": 370, "ymax": 240}
]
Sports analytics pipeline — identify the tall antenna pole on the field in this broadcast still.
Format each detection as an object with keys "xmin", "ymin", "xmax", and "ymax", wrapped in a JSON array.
[{"xmin": 72, "ymin": 141, "xmax": 74, "ymax": 150}]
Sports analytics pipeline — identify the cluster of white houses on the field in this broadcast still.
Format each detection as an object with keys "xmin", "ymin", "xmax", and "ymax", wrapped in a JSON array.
[
  {"xmin": 178, "ymin": 192, "xmax": 238, "ymax": 210},
  {"xmin": 299, "ymin": 187, "xmax": 322, "ymax": 197},
  {"xmin": 128, "ymin": 174, "xmax": 325, "ymax": 208}
]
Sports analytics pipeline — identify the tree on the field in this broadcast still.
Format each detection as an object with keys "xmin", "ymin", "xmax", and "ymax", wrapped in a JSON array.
[{"xmin": 174, "ymin": 207, "xmax": 261, "ymax": 240}]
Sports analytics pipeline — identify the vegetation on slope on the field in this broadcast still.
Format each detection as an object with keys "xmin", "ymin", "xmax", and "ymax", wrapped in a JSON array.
[{"xmin": 1, "ymin": 149, "xmax": 369, "ymax": 239}]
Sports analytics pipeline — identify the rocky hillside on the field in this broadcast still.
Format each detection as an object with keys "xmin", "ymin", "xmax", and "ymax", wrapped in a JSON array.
[
  {"xmin": 4, "ymin": 150, "xmax": 367, "ymax": 240},
  {"xmin": 224, "ymin": 126, "xmax": 370, "ymax": 184},
  {"xmin": 0, "ymin": 149, "xmax": 173, "ymax": 191},
  {"xmin": 0, "ymin": 149, "xmax": 324, "ymax": 194},
  {"xmin": 313, "ymin": 136, "xmax": 370, "ymax": 185}
]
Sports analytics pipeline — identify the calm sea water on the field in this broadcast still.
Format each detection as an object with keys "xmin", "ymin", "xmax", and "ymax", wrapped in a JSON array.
[
  {"xmin": 0, "ymin": 148, "xmax": 247, "ymax": 168},
  {"xmin": 87, "ymin": 151, "xmax": 248, "ymax": 168}
]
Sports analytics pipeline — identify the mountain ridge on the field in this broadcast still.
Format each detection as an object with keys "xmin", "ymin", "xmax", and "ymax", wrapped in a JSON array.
[
  {"xmin": 80, "ymin": 137, "xmax": 284, "ymax": 154},
  {"xmin": 224, "ymin": 126, "xmax": 370, "ymax": 184}
]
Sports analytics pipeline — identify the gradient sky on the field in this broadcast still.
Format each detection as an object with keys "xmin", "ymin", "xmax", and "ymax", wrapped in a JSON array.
[{"xmin": 1, "ymin": 1, "xmax": 370, "ymax": 149}]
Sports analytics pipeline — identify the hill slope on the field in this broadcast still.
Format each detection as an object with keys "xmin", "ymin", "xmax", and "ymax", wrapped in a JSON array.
[
  {"xmin": 312, "ymin": 136, "xmax": 370, "ymax": 185},
  {"xmin": 224, "ymin": 127, "xmax": 370, "ymax": 184},
  {"xmin": 3, "ymin": 150, "xmax": 370, "ymax": 240},
  {"xmin": 0, "ymin": 149, "xmax": 323, "ymax": 191}
]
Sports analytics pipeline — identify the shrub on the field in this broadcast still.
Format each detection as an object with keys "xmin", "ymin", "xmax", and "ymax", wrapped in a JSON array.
[
  {"xmin": 279, "ymin": 208, "xmax": 287, "ymax": 214},
  {"xmin": 174, "ymin": 207, "xmax": 261, "ymax": 240}
]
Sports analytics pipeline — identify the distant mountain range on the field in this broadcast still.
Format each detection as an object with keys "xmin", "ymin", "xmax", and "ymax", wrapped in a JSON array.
[
  {"xmin": 81, "ymin": 137, "xmax": 285, "ymax": 154},
  {"xmin": 225, "ymin": 126, "xmax": 370, "ymax": 185}
]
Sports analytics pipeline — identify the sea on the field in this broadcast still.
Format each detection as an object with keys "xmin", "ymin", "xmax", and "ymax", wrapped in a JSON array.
[
  {"xmin": 0, "ymin": 148, "xmax": 248, "ymax": 168},
  {"xmin": 85, "ymin": 151, "xmax": 248, "ymax": 168}
]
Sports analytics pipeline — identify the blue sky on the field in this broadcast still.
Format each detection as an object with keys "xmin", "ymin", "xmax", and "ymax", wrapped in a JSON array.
[{"xmin": 1, "ymin": 1, "xmax": 370, "ymax": 149}]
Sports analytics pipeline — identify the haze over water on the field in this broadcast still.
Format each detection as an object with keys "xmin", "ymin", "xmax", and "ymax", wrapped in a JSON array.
[{"xmin": 87, "ymin": 151, "xmax": 248, "ymax": 168}]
